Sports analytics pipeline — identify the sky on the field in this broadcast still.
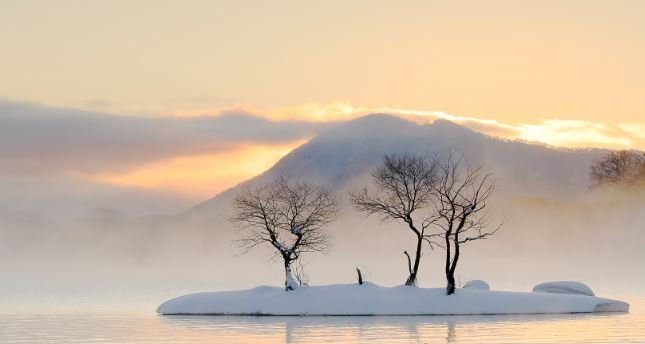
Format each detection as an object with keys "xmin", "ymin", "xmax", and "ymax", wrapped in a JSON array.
[{"xmin": 1, "ymin": 0, "xmax": 644, "ymax": 212}]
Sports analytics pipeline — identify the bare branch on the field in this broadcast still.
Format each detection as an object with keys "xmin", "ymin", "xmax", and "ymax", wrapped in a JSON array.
[{"xmin": 230, "ymin": 176, "xmax": 339, "ymax": 290}]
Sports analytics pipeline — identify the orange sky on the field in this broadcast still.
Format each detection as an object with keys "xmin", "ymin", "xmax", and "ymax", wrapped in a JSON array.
[{"xmin": 93, "ymin": 140, "xmax": 306, "ymax": 198}]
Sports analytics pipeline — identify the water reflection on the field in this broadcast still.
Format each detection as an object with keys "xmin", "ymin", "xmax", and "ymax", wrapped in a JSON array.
[
  {"xmin": 159, "ymin": 312, "xmax": 636, "ymax": 344},
  {"xmin": 446, "ymin": 321, "xmax": 455, "ymax": 343},
  {"xmin": 0, "ymin": 304, "xmax": 640, "ymax": 344}
]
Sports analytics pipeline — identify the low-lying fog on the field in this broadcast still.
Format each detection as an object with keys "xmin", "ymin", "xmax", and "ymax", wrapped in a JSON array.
[{"xmin": 2, "ymin": 180, "xmax": 643, "ymax": 313}]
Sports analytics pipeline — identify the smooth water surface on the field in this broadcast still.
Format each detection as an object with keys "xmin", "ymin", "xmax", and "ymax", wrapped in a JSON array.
[{"xmin": 1, "ymin": 299, "xmax": 644, "ymax": 343}]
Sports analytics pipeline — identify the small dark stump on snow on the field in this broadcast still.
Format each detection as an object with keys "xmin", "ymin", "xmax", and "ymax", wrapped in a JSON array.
[{"xmin": 356, "ymin": 268, "xmax": 363, "ymax": 285}]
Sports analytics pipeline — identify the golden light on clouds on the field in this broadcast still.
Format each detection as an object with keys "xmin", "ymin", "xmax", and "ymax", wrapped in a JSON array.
[
  {"xmin": 93, "ymin": 140, "xmax": 306, "ymax": 197},
  {"xmin": 170, "ymin": 102, "xmax": 369, "ymax": 122},
  {"xmin": 268, "ymin": 102, "xmax": 368, "ymax": 122},
  {"xmin": 229, "ymin": 102, "xmax": 645, "ymax": 150},
  {"xmin": 618, "ymin": 123, "xmax": 645, "ymax": 140},
  {"xmin": 516, "ymin": 120, "xmax": 633, "ymax": 149},
  {"xmin": 392, "ymin": 108, "xmax": 642, "ymax": 150}
]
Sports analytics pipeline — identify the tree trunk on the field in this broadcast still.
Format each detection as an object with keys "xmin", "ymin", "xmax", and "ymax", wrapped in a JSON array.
[
  {"xmin": 404, "ymin": 234, "xmax": 423, "ymax": 286},
  {"xmin": 446, "ymin": 236, "xmax": 460, "ymax": 295},
  {"xmin": 284, "ymin": 258, "xmax": 298, "ymax": 291},
  {"xmin": 404, "ymin": 271, "xmax": 417, "ymax": 286},
  {"xmin": 446, "ymin": 272, "xmax": 456, "ymax": 295},
  {"xmin": 444, "ymin": 232, "xmax": 454, "ymax": 295}
]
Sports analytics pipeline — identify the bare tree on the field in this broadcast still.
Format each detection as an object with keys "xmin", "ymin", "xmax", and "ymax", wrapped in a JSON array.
[
  {"xmin": 430, "ymin": 154, "xmax": 500, "ymax": 295},
  {"xmin": 350, "ymin": 154, "xmax": 440, "ymax": 286},
  {"xmin": 590, "ymin": 150, "xmax": 645, "ymax": 186},
  {"xmin": 231, "ymin": 177, "xmax": 338, "ymax": 291}
]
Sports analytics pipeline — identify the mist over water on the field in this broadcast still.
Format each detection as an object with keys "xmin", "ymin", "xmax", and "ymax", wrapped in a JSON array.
[{"xmin": 2, "ymin": 177, "xmax": 644, "ymax": 315}]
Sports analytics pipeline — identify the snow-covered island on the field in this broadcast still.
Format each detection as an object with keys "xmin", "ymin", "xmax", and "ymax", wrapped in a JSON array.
[{"xmin": 157, "ymin": 282, "xmax": 629, "ymax": 316}]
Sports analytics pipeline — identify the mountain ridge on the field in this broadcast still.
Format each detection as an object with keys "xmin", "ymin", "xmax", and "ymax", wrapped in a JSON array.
[{"xmin": 186, "ymin": 113, "xmax": 606, "ymax": 219}]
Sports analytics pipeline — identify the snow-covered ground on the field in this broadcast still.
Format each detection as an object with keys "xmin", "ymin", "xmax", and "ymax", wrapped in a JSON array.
[
  {"xmin": 533, "ymin": 281, "xmax": 595, "ymax": 296},
  {"xmin": 157, "ymin": 282, "xmax": 629, "ymax": 316}
]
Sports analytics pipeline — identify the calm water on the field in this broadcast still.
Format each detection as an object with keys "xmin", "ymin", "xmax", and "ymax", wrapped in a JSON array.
[{"xmin": 1, "ymin": 299, "xmax": 644, "ymax": 344}]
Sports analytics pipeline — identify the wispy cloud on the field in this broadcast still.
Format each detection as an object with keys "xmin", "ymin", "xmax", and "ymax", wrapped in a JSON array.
[
  {"xmin": 618, "ymin": 123, "xmax": 645, "ymax": 140},
  {"xmin": 0, "ymin": 101, "xmax": 327, "ymax": 175},
  {"xmin": 388, "ymin": 108, "xmax": 643, "ymax": 150},
  {"xmin": 235, "ymin": 102, "xmax": 644, "ymax": 150},
  {"xmin": 515, "ymin": 120, "xmax": 633, "ymax": 148},
  {"xmin": 382, "ymin": 108, "xmax": 641, "ymax": 149}
]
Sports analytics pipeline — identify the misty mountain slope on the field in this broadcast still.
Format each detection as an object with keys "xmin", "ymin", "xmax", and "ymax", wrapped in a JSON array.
[{"xmin": 188, "ymin": 114, "xmax": 605, "ymax": 219}]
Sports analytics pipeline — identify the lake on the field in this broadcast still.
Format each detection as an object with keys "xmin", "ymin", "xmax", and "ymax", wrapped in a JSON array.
[{"xmin": 2, "ymin": 299, "xmax": 643, "ymax": 343}]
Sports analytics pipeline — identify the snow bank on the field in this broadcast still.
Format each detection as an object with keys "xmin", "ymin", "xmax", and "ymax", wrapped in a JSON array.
[
  {"xmin": 157, "ymin": 283, "xmax": 628, "ymax": 316},
  {"xmin": 533, "ymin": 281, "xmax": 595, "ymax": 296},
  {"xmin": 463, "ymin": 280, "xmax": 490, "ymax": 291}
]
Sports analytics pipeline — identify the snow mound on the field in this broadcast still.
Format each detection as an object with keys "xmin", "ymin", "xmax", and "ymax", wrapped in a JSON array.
[
  {"xmin": 463, "ymin": 280, "xmax": 490, "ymax": 291},
  {"xmin": 157, "ymin": 283, "xmax": 628, "ymax": 316},
  {"xmin": 533, "ymin": 281, "xmax": 595, "ymax": 296}
]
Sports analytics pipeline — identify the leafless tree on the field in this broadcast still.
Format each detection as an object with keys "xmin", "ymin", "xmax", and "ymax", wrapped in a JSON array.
[
  {"xmin": 350, "ymin": 154, "xmax": 440, "ymax": 286},
  {"xmin": 590, "ymin": 150, "xmax": 645, "ymax": 186},
  {"xmin": 430, "ymin": 153, "xmax": 500, "ymax": 295},
  {"xmin": 231, "ymin": 177, "xmax": 339, "ymax": 291}
]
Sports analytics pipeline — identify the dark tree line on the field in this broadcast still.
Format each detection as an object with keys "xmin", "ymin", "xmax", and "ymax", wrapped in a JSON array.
[{"xmin": 590, "ymin": 150, "xmax": 645, "ymax": 187}]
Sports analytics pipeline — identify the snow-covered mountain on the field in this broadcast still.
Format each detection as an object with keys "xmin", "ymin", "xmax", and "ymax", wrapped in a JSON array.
[{"xmin": 188, "ymin": 113, "xmax": 604, "ymax": 219}]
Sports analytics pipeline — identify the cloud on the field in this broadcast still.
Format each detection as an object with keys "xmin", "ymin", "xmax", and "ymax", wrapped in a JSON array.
[
  {"xmin": 515, "ymin": 120, "xmax": 634, "ymax": 148},
  {"xmin": 618, "ymin": 123, "xmax": 645, "ymax": 140},
  {"xmin": 92, "ymin": 140, "xmax": 306, "ymax": 197},
  {"xmin": 236, "ymin": 102, "xmax": 645, "ymax": 150},
  {"xmin": 0, "ymin": 100, "xmax": 328, "ymax": 174}
]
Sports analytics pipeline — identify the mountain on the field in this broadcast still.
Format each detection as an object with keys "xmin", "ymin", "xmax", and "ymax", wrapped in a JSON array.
[{"xmin": 187, "ymin": 114, "xmax": 604, "ymax": 219}]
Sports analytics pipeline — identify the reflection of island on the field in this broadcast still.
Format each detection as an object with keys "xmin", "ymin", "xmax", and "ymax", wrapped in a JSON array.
[
  {"xmin": 446, "ymin": 321, "xmax": 456, "ymax": 343},
  {"xmin": 160, "ymin": 311, "xmax": 621, "ymax": 344}
]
